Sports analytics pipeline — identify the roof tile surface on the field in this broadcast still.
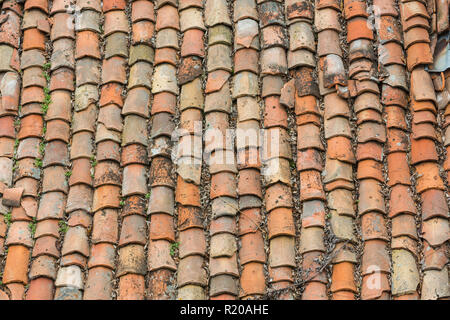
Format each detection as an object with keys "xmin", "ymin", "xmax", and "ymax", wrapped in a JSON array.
[{"xmin": 0, "ymin": 0, "xmax": 448, "ymax": 300}]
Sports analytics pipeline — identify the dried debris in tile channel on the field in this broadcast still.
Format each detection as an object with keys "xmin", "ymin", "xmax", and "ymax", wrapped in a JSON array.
[{"xmin": 0, "ymin": 0, "xmax": 448, "ymax": 300}]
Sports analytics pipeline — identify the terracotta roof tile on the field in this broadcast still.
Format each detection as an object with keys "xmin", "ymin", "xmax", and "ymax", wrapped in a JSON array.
[
  {"xmin": 117, "ymin": 274, "xmax": 145, "ymax": 299},
  {"xmin": 26, "ymin": 278, "xmax": 53, "ymax": 300},
  {"xmin": 285, "ymin": 0, "xmax": 313, "ymax": 22},
  {"xmin": 317, "ymin": 30, "xmax": 342, "ymax": 57},
  {"xmin": 389, "ymin": 185, "xmax": 416, "ymax": 217},
  {"xmin": 180, "ymin": 8, "xmax": 206, "ymax": 32},
  {"xmin": 330, "ymin": 262, "xmax": 358, "ymax": 293},
  {"xmin": 234, "ymin": 0, "xmax": 259, "ymax": 22},
  {"xmin": 181, "ymin": 29, "xmax": 205, "ymax": 57},
  {"xmin": 117, "ymin": 244, "xmax": 146, "ymax": 276},
  {"xmin": 3, "ymin": 245, "xmax": 30, "ymax": 284},
  {"xmin": 315, "ymin": 8, "xmax": 341, "ymax": 32},
  {"xmin": 401, "ymin": 1, "xmax": 430, "ymax": 20},
  {"xmin": 1, "ymin": 0, "xmax": 448, "ymax": 301},
  {"xmin": 316, "ymin": 0, "xmax": 340, "ymax": 10},
  {"xmin": 373, "ymin": 0, "xmax": 398, "ymax": 16}
]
